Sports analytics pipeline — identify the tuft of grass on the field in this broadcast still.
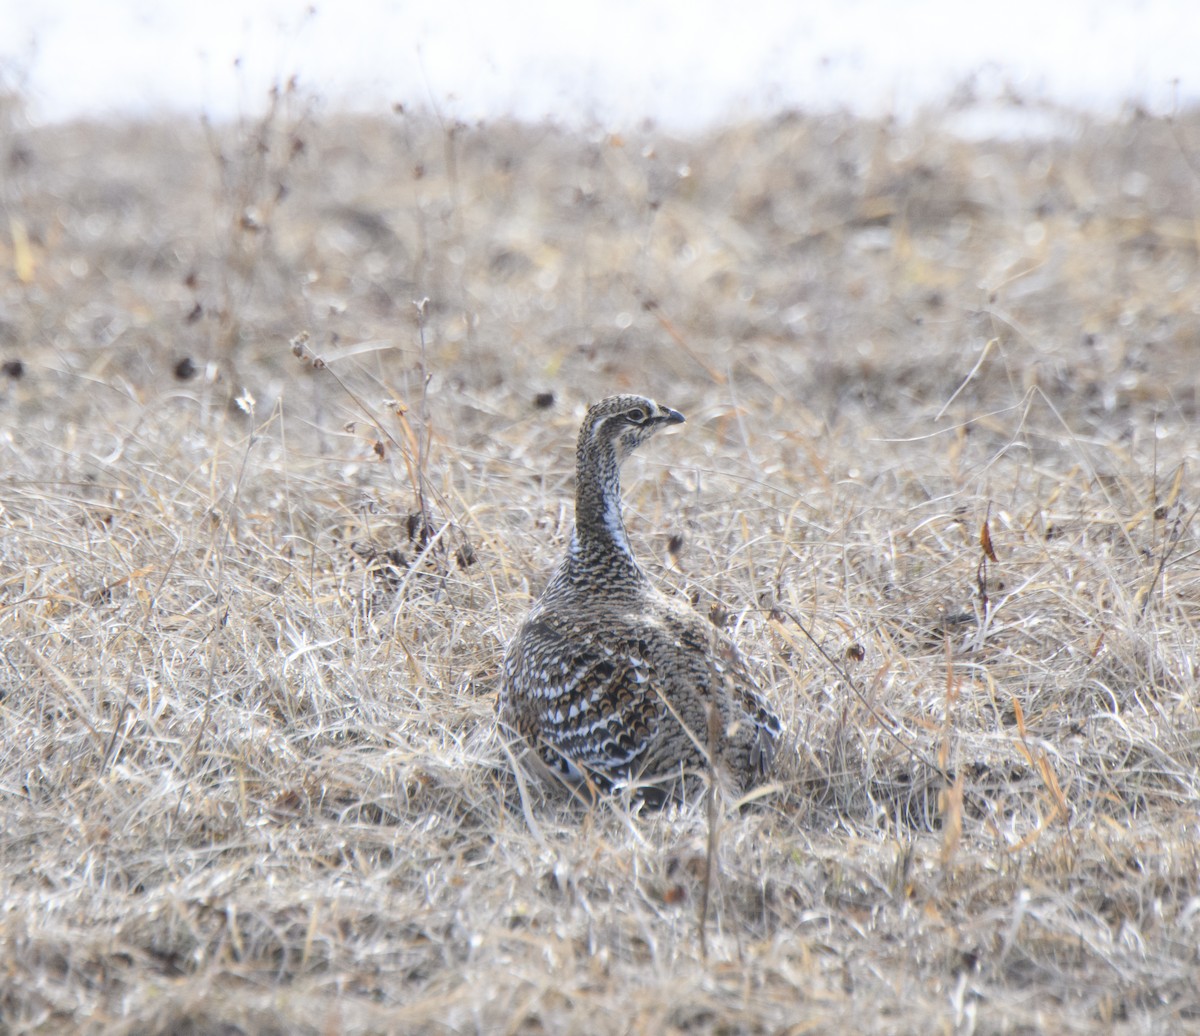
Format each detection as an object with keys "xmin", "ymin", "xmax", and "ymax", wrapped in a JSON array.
[{"xmin": 2, "ymin": 98, "xmax": 1200, "ymax": 1033}]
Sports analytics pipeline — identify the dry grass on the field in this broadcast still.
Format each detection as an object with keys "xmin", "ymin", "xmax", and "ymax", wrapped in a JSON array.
[{"xmin": 2, "ymin": 86, "xmax": 1200, "ymax": 1034}]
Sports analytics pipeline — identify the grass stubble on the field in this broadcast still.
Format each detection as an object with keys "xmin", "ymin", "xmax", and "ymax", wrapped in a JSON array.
[{"xmin": 1, "ymin": 82, "xmax": 1199, "ymax": 1034}]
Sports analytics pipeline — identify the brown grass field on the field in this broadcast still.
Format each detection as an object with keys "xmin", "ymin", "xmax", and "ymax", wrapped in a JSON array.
[{"xmin": 2, "ymin": 85, "xmax": 1200, "ymax": 1034}]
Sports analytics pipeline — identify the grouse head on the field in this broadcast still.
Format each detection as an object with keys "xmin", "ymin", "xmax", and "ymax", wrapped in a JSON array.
[{"xmin": 580, "ymin": 394, "xmax": 685, "ymax": 464}]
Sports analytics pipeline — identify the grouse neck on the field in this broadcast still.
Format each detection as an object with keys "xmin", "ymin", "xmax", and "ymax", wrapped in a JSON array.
[{"xmin": 570, "ymin": 437, "xmax": 643, "ymax": 577}]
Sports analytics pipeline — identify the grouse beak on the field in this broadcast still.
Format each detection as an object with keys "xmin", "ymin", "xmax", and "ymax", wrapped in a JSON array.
[{"xmin": 655, "ymin": 405, "xmax": 685, "ymax": 426}]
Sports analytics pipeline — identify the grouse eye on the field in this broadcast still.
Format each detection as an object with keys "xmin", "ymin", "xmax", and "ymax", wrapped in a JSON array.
[{"xmin": 626, "ymin": 405, "xmax": 650, "ymax": 424}]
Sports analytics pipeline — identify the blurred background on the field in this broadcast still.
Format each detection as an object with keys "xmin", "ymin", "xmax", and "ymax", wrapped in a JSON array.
[{"xmin": 2, "ymin": 0, "xmax": 1197, "ymax": 131}]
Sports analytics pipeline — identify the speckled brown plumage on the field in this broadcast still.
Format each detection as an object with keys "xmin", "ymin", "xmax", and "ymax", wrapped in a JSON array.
[{"xmin": 498, "ymin": 394, "xmax": 781, "ymax": 803}]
